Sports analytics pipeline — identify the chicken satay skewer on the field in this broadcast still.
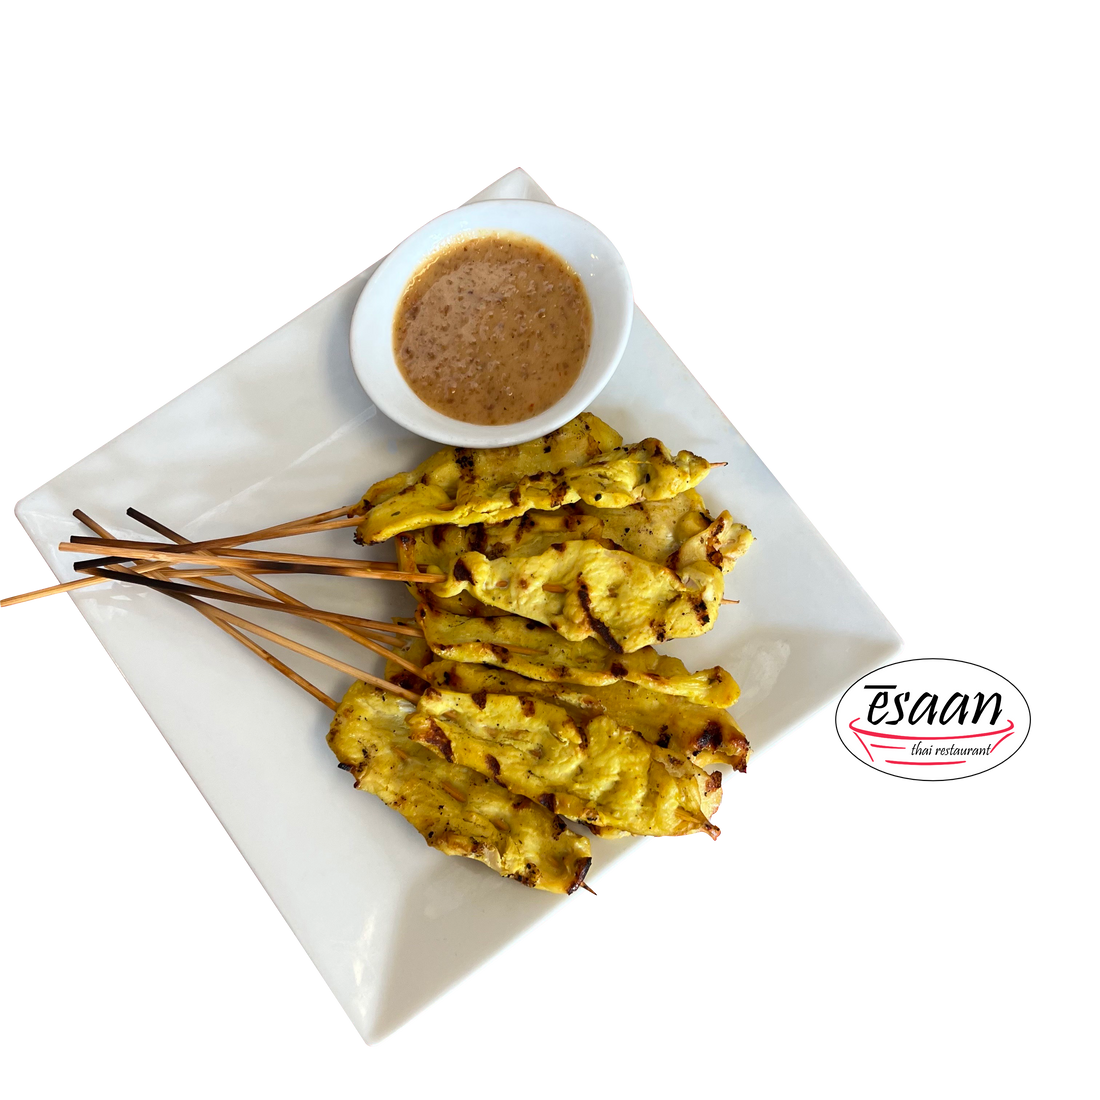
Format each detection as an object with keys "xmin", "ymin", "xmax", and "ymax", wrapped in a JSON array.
[
  {"xmin": 18, "ymin": 527, "xmax": 607, "ymax": 649},
  {"xmin": 92, "ymin": 558, "xmax": 721, "ymax": 849},
  {"xmin": 114, "ymin": 557, "xmax": 592, "ymax": 894},
  {"xmin": 114, "ymin": 553, "xmax": 592, "ymax": 892},
  {"xmin": 6, "ymin": 538, "xmax": 465, "ymax": 656}
]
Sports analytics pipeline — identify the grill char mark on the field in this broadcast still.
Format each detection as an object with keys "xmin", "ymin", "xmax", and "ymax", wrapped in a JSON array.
[
  {"xmin": 691, "ymin": 720, "xmax": 724, "ymax": 755},
  {"xmin": 416, "ymin": 719, "xmax": 455, "ymax": 763},
  {"xmin": 576, "ymin": 582, "xmax": 623, "ymax": 654}
]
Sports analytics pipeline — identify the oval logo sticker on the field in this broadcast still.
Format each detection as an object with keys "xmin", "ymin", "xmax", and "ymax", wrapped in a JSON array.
[{"xmin": 835, "ymin": 659, "xmax": 1030, "ymax": 781}]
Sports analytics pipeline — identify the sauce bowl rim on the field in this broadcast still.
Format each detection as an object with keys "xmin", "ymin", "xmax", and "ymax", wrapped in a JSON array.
[{"xmin": 349, "ymin": 199, "xmax": 633, "ymax": 447}]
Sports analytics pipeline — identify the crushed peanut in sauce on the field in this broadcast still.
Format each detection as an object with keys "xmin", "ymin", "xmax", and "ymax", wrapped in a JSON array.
[{"xmin": 394, "ymin": 232, "xmax": 591, "ymax": 425}]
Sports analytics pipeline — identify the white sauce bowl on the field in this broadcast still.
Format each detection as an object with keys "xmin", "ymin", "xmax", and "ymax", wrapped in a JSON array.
[{"xmin": 349, "ymin": 199, "xmax": 633, "ymax": 447}]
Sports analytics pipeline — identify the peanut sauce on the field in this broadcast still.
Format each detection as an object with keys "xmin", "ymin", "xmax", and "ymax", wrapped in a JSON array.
[{"xmin": 393, "ymin": 231, "xmax": 592, "ymax": 425}]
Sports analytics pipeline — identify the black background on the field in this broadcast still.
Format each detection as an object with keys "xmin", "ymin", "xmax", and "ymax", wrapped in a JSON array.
[{"xmin": 4, "ymin": 159, "xmax": 1025, "ymax": 1051}]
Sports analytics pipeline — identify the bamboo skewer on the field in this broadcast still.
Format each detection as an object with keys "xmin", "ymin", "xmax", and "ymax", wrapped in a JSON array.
[
  {"xmin": 74, "ymin": 566, "xmax": 429, "ymax": 636},
  {"xmin": 71, "ymin": 509, "xmax": 363, "ymax": 559},
  {"xmin": 160, "ymin": 567, "xmax": 415, "ymax": 642},
  {"xmin": 0, "ymin": 563, "xmax": 322, "ymax": 610},
  {"xmin": 75, "ymin": 510, "xmax": 411, "ymax": 705},
  {"xmin": 275, "ymin": 504, "xmax": 361, "ymax": 527},
  {"xmin": 72, "ymin": 514, "xmax": 536, "ymax": 668},
  {"xmin": 24, "ymin": 509, "xmax": 380, "ymax": 610},
  {"xmin": 82, "ymin": 557, "xmax": 410, "ymax": 582},
  {"xmin": 58, "ymin": 503, "xmax": 360, "ymax": 563},
  {"xmin": 125, "ymin": 508, "xmax": 427, "ymax": 680},
  {"xmin": 67, "ymin": 536, "xmax": 400, "ymax": 571},
  {"xmin": 144, "ymin": 502, "xmax": 361, "ymax": 549},
  {"xmin": 188, "ymin": 599, "xmax": 421, "ymax": 704},
  {"xmin": 70, "ymin": 511, "xmax": 341, "ymax": 711},
  {"xmin": 2, "ymin": 573, "xmax": 125, "ymax": 607},
  {"xmin": 721, "ymin": 599, "xmax": 740, "ymax": 605},
  {"xmin": 206, "ymin": 616, "xmax": 338, "ymax": 711},
  {"xmin": 60, "ymin": 541, "xmax": 436, "ymax": 582},
  {"xmin": 59, "ymin": 514, "xmax": 610, "ymax": 893},
  {"xmin": 1, "ymin": 539, "xmax": 264, "ymax": 608}
]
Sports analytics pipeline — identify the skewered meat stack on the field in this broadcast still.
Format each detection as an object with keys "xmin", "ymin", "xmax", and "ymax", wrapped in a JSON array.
[
  {"xmin": 331, "ymin": 413, "xmax": 754, "ymax": 886},
  {"xmin": 6, "ymin": 413, "xmax": 753, "ymax": 896}
]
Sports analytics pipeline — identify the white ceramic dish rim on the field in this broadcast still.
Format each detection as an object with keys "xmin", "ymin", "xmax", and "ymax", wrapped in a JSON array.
[{"xmin": 348, "ymin": 199, "xmax": 633, "ymax": 447}]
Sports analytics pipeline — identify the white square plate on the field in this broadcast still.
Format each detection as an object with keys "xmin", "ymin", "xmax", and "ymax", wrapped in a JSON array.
[{"xmin": 15, "ymin": 169, "xmax": 899, "ymax": 1043}]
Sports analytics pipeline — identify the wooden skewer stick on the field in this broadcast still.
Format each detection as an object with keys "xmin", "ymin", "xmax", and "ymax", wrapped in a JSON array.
[
  {"xmin": 198, "ymin": 583, "xmax": 413, "ymax": 659},
  {"xmin": 1, "ymin": 576, "xmax": 114, "ymax": 611},
  {"xmin": 70, "ymin": 511, "xmax": 340, "ymax": 711},
  {"xmin": 190, "ymin": 605, "xmax": 339, "ymax": 711},
  {"xmin": 1, "ymin": 503, "xmax": 356, "ymax": 611},
  {"xmin": 150, "ymin": 501, "xmax": 361, "ymax": 545},
  {"xmin": 74, "ymin": 566, "xmax": 429, "ymax": 635},
  {"xmin": 60, "ymin": 542, "xmax": 438, "ymax": 583},
  {"xmin": 63, "ymin": 526, "xmax": 417, "ymax": 705},
  {"xmin": 58, "ymin": 513, "xmax": 362, "ymax": 559},
  {"xmin": 277, "ymin": 504, "xmax": 361, "ymax": 526},
  {"xmin": 190, "ymin": 599, "xmax": 421, "ymax": 704},
  {"xmin": 126, "ymin": 508, "xmax": 426, "ymax": 680},
  {"xmin": 69, "ymin": 553, "xmax": 407, "ymax": 582},
  {"xmin": 102, "ymin": 509, "xmax": 363, "ymax": 558},
  {"xmin": 200, "ymin": 514, "xmax": 364, "ymax": 545},
  {"xmin": 68, "ymin": 536, "xmax": 400, "ymax": 570},
  {"xmin": 1, "ymin": 524, "xmax": 270, "ymax": 608},
  {"xmin": 0, "ymin": 563, "xmax": 300, "ymax": 609},
  {"xmin": 721, "ymin": 599, "xmax": 740, "ymax": 605}
]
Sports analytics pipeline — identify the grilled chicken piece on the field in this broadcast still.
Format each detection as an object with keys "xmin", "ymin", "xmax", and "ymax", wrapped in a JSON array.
[
  {"xmin": 359, "ymin": 412, "xmax": 620, "ymax": 516},
  {"xmin": 328, "ymin": 681, "xmax": 592, "ymax": 894},
  {"xmin": 579, "ymin": 489, "xmax": 715, "ymax": 563},
  {"xmin": 416, "ymin": 605, "xmax": 740, "ymax": 707},
  {"xmin": 427, "ymin": 540, "xmax": 723, "ymax": 653},
  {"xmin": 395, "ymin": 525, "xmax": 510, "ymax": 620},
  {"xmin": 355, "ymin": 413, "xmax": 621, "ymax": 544},
  {"xmin": 666, "ymin": 511, "xmax": 754, "ymax": 574},
  {"xmin": 407, "ymin": 688, "xmax": 721, "ymax": 839},
  {"xmin": 354, "ymin": 413, "xmax": 717, "ymax": 544},
  {"xmin": 396, "ymin": 493, "xmax": 752, "ymax": 621},
  {"xmin": 423, "ymin": 659, "xmax": 749, "ymax": 771},
  {"xmin": 394, "ymin": 492, "xmax": 747, "ymax": 569}
]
